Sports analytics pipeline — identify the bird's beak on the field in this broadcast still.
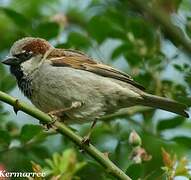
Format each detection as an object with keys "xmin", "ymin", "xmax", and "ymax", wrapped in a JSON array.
[{"xmin": 1, "ymin": 57, "xmax": 19, "ymax": 66}]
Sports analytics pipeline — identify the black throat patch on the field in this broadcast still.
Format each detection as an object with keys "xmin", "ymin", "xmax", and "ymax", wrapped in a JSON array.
[{"xmin": 10, "ymin": 66, "xmax": 33, "ymax": 98}]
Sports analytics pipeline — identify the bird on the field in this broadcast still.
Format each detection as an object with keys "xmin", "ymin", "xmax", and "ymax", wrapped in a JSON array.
[{"xmin": 2, "ymin": 37, "xmax": 189, "ymax": 126}]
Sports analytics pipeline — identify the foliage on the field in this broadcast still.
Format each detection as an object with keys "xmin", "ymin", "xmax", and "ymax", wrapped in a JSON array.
[
  {"xmin": 0, "ymin": 0, "xmax": 191, "ymax": 179},
  {"xmin": 161, "ymin": 148, "xmax": 191, "ymax": 179},
  {"xmin": 32, "ymin": 149, "xmax": 86, "ymax": 180}
]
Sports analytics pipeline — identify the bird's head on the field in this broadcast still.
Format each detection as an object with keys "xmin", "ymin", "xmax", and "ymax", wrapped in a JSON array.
[{"xmin": 2, "ymin": 37, "xmax": 53, "ymax": 75}]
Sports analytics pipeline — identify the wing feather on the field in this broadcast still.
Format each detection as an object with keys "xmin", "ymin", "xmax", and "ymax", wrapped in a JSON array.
[{"xmin": 49, "ymin": 49, "xmax": 145, "ymax": 90}]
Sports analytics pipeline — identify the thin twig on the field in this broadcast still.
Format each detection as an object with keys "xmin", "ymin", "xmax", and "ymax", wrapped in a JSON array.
[{"xmin": 129, "ymin": 0, "xmax": 191, "ymax": 55}]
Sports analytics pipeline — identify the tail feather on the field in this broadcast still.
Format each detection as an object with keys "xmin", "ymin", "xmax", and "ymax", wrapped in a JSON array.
[{"xmin": 141, "ymin": 93, "xmax": 189, "ymax": 118}]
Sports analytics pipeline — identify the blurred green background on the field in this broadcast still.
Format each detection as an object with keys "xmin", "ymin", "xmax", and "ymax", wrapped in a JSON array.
[{"xmin": 0, "ymin": 0, "xmax": 191, "ymax": 179}]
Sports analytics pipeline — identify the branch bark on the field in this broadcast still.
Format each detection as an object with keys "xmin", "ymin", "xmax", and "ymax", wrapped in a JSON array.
[{"xmin": 0, "ymin": 91, "xmax": 131, "ymax": 180}]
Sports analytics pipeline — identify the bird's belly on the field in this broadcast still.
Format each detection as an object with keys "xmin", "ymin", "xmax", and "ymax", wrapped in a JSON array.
[
  {"xmin": 30, "ymin": 64, "xmax": 140, "ymax": 123},
  {"xmin": 31, "ymin": 82, "xmax": 106, "ymax": 123}
]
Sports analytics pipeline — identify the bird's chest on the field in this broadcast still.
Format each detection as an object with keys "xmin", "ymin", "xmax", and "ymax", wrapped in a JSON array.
[
  {"xmin": 31, "ymin": 77, "xmax": 70, "ymax": 112},
  {"xmin": 18, "ymin": 78, "xmax": 33, "ymax": 98}
]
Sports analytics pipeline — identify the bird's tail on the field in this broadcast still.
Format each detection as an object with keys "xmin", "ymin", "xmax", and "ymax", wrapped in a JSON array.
[{"xmin": 140, "ymin": 93, "xmax": 189, "ymax": 118}]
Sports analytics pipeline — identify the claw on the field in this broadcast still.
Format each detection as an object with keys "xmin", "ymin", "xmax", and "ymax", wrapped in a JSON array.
[
  {"xmin": 13, "ymin": 99, "xmax": 20, "ymax": 115},
  {"xmin": 41, "ymin": 113, "xmax": 57, "ymax": 130},
  {"xmin": 81, "ymin": 135, "xmax": 90, "ymax": 146},
  {"xmin": 79, "ymin": 135, "xmax": 90, "ymax": 153}
]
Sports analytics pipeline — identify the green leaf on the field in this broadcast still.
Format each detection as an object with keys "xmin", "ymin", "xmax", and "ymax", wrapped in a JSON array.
[
  {"xmin": 87, "ymin": 15, "xmax": 125, "ymax": 43},
  {"xmin": 185, "ymin": 73, "xmax": 191, "ymax": 89},
  {"xmin": 76, "ymin": 160, "xmax": 107, "ymax": 180},
  {"xmin": 173, "ymin": 64, "xmax": 184, "ymax": 72},
  {"xmin": 126, "ymin": 17, "xmax": 157, "ymax": 48},
  {"xmin": 124, "ymin": 51, "xmax": 143, "ymax": 67},
  {"xmin": 157, "ymin": 117, "xmax": 185, "ymax": 131},
  {"xmin": 0, "ymin": 7, "xmax": 30, "ymax": 28},
  {"xmin": 67, "ymin": 32, "xmax": 91, "ymax": 49},
  {"xmin": 126, "ymin": 164, "xmax": 144, "ymax": 179},
  {"xmin": 133, "ymin": 72, "xmax": 153, "ymax": 89},
  {"xmin": 113, "ymin": 140, "xmax": 132, "ymax": 171},
  {"xmin": 1, "ymin": 75, "xmax": 16, "ymax": 92},
  {"xmin": 0, "ymin": 130, "xmax": 11, "ymax": 147},
  {"xmin": 34, "ymin": 22, "xmax": 59, "ymax": 39},
  {"xmin": 186, "ymin": 17, "xmax": 191, "ymax": 39},
  {"xmin": 171, "ymin": 136, "xmax": 191, "ymax": 148},
  {"xmin": 20, "ymin": 124, "xmax": 42, "ymax": 143},
  {"xmin": 87, "ymin": 16, "xmax": 111, "ymax": 43},
  {"xmin": 111, "ymin": 43, "xmax": 132, "ymax": 60},
  {"xmin": 0, "ymin": 64, "xmax": 6, "ymax": 76}
]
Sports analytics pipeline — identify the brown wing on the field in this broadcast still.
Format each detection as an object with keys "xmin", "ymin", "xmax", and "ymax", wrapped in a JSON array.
[{"xmin": 49, "ymin": 49, "xmax": 145, "ymax": 90}]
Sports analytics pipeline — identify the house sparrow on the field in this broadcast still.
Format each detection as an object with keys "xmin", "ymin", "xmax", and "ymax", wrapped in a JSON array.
[{"xmin": 2, "ymin": 37, "xmax": 189, "ymax": 125}]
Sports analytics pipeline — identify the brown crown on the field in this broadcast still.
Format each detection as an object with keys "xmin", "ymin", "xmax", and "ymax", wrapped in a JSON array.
[{"xmin": 22, "ymin": 38, "xmax": 52, "ymax": 55}]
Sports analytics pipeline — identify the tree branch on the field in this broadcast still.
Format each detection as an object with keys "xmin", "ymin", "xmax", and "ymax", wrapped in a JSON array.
[
  {"xmin": 129, "ymin": 0, "xmax": 191, "ymax": 55},
  {"xmin": 0, "ymin": 91, "xmax": 131, "ymax": 180}
]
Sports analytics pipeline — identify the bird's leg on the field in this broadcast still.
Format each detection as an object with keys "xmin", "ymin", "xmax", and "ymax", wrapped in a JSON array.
[
  {"xmin": 81, "ymin": 119, "xmax": 97, "ymax": 145},
  {"xmin": 48, "ymin": 101, "xmax": 82, "ymax": 117},
  {"xmin": 42, "ymin": 101, "xmax": 83, "ymax": 130}
]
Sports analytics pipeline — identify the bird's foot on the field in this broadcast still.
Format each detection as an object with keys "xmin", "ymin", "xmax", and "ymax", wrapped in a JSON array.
[
  {"xmin": 81, "ymin": 135, "xmax": 91, "ymax": 146},
  {"xmin": 79, "ymin": 135, "xmax": 91, "ymax": 153},
  {"xmin": 40, "ymin": 113, "xmax": 58, "ymax": 131}
]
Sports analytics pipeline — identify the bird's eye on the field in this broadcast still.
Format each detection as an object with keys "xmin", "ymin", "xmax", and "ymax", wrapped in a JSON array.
[{"xmin": 14, "ymin": 51, "xmax": 33, "ymax": 61}]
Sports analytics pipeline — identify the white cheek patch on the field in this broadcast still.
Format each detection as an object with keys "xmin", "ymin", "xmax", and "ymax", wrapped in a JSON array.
[
  {"xmin": 20, "ymin": 48, "xmax": 53, "ymax": 76},
  {"xmin": 21, "ymin": 55, "xmax": 42, "ymax": 75},
  {"xmin": 21, "ymin": 60, "xmax": 32, "ymax": 75}
]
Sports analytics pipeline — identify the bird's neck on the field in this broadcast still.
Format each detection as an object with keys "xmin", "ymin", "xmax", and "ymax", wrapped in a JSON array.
[
  {"xmin": 10, "ymin": 65, "xmax": 33, "ymax": 98},
  {"xmin": 10, "ymin": 65, "xmax": 24, "ymax": 82}
]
